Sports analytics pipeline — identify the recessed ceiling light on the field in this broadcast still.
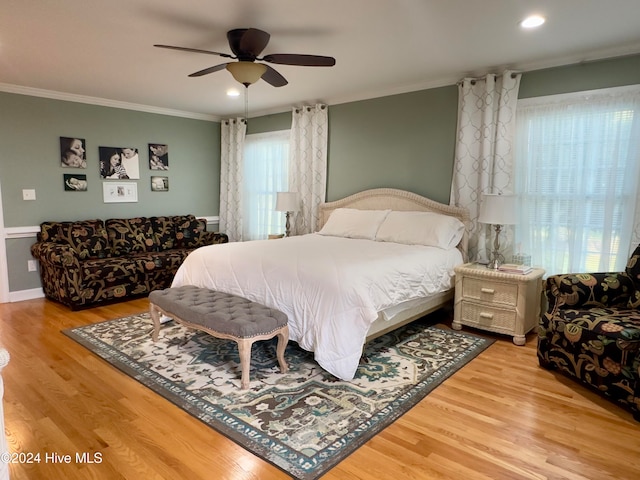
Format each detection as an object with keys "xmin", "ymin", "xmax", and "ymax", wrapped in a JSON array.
[
  {"xmin": 227, "ymin": 88, "xmax": 241, "ymax": 97},
  {"xmin": 520, "ymin": 15, "xmax": 546, "ymax": 29}
]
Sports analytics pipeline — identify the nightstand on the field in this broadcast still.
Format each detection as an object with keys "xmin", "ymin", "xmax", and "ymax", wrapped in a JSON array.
[{"xmin": 452, "ymin": 263, "xmax": 545, "ymax": 345}]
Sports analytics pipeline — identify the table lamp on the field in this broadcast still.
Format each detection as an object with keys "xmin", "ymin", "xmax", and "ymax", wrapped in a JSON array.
[
  {"xmin": 478, "ymin": 193, "xmax": 517, "ymax": 269},
  {"xmin": 275, "ymin": 192, "xmax": 299, "ymax": 237}
]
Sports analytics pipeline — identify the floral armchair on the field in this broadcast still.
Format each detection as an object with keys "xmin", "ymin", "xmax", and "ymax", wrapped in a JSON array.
[{"xmin": 538, "ymin": 246, "xmax": 640, "ymax": 421}]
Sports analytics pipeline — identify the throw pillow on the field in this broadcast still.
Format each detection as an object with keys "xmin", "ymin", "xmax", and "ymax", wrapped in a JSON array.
[
  {"xmin": 317, "ymin": 208, "xmax": 391, "ymax": 240},
  {"xmin": 375, "ymin": 210, "xmax": 465, "ymax": 249},
  {"xmin": 174, "ymin": 215, "xmax": 206, "ymax": 248}
]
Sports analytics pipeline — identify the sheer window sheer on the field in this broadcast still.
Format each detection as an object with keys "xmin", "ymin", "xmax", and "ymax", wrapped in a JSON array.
[
  {"xmin": 515, "ymin": 86, "xmax": 640, "ymax": 275},
  {"xmin": 242, "ymin": 130, "xmax": 290, "ymax": 241}
]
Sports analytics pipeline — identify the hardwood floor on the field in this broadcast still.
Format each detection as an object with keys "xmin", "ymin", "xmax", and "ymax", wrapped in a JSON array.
[{"xmin": 0, "ymin": 297, "xmax": 638, "ymax": 479}]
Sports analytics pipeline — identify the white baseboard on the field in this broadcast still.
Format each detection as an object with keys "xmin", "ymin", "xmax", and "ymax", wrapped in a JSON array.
[{"xmin": 9, "ymin": 288, "xmax": 44, "ymax": 303}]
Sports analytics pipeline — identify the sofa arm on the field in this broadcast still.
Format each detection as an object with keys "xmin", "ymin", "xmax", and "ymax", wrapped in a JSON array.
[
  {"xmin": 544, "ymin": 272, "xmax": 634, "ymax": 314},
  {"xmin": 197, "ymin": 231, "xmax": 229, "ymax": 247},
  {"xmin": 30, "ymin": 242, "xmax": 81, "ymax": 269}
]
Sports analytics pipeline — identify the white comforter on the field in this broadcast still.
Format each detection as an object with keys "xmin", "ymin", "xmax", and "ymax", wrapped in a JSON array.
[{"xmin": 171, "ymin": 234, "xmax": 462, "ymax": 380}]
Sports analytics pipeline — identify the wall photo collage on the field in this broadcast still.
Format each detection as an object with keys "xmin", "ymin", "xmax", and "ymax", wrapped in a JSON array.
[{"xmin": 59, "ymin": 137, "xmax": 170, "ymax": 202}]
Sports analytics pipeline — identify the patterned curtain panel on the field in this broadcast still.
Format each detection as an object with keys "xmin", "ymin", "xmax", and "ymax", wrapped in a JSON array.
[
  {"xmin": 289, "ymin": 104, "xmax": 329, "ymax": 234},
  {"xmin": 219, "ymin": 118, "xmax": 247, "ymax": 242},
  {"xmin": 450, "ymin": 71, "xmax": 521, "ymax": 262}
]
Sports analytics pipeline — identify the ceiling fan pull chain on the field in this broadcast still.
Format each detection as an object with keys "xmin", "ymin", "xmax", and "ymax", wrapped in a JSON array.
[{"xmin": 244, "ymin": 86, "xmax": 249, "ymax": 123}]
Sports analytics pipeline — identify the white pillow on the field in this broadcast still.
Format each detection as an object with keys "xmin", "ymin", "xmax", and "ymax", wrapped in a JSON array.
[
  {"xmin": 375, "ymin": 211, "xmax": 465, "ymax": 249},
  {"xmin": 318, "ymin": 208, "xmax": 391, "ymax": 240}
]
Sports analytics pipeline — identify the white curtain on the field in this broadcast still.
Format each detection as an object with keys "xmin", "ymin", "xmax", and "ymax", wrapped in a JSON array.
[
  {"xmin": 515, "ymin": 85, "xmax": 640, "ymax": 275},
  {"xmin": 450, "ymin": 71, "xmax": 521, "ymax": 262},
  {"xmin": 243, "ymin": 130, "xmax": 290, "ymax": 240},
  {"xmin": 219, "ymin": 118, "xmax": 246, "ymax": 242},
  {"xmin": 289, "ymin": 104, "xmax": 329, "ymax": 234}
]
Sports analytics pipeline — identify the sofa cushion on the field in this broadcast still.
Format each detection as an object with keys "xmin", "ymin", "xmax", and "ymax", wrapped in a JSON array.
[
  {"xmin": 550, "ymin": 307, "xmax": 640, "ymax": 346},
  {"xmin": 625, "ymin": 244, "xmax": 640, "ymax": 308},
  {"xmin": 55, "ymin": 220, "xmax": 109, "ymax": 259},
  {"xmin": 174, "ymin": 215, "xmax": 207, "ymax": 248},
  {"xmin": 106, "ymin": 217, "xmax": 156, "ymax": 255},
  {"xmin": 150, "ymin": 216, "xmax": 178, "ymax": 250}
]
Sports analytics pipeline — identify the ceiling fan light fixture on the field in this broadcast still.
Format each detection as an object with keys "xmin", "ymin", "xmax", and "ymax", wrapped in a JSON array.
[{"xmin": 226, "ymin": 62, "xmax": 267, "ymax": 86}]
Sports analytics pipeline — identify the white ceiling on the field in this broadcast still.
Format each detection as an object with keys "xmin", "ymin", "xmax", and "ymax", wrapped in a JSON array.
[{"xmin": 2, "ymin": 0, "xmax": 640, "ymax": 120}]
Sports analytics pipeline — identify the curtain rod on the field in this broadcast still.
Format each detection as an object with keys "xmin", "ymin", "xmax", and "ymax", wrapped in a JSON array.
[
  {"xmin": 458, "ymin": 72, "xmax": 519, "ymax": 86},
  {"xmin": 294, "ymin": 104, "xmax": 327, "ymax": 114}
]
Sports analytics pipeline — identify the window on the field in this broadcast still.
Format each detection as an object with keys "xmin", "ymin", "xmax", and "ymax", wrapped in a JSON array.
[
  {"xmin": 515, "ymin": 86, "xmax": 640, "ymax": 275},
  {"xmin": 242, "ymin": 130, "xmax": 290, "ymax": 240}
]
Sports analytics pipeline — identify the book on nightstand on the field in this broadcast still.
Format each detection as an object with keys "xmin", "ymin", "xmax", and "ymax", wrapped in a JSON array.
[{"xmin": 498, "ymin": 263, "xmax": 533, "ymax": 275}]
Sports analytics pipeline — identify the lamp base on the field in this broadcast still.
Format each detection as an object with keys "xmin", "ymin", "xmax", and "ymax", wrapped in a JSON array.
[
  {"xmin": 486, "ymin": 224, "xmax": 505, "ymax": 269},
  {"xmin": 284, "ymin": 211, "xmax": 291, "ymax": 237},
  {"xmin": 486, "ymin": 253, "xmax": 505, "ymax": 270}
]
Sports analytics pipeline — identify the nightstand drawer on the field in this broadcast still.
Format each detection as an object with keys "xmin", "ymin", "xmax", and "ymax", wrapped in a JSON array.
[
  {"xmin": 460, "ymin": 302, "xmax": 517, "ymax": 331},
  {"xmin": 461, "ymin": 277, "xmax": 518, "ymax": 306}
]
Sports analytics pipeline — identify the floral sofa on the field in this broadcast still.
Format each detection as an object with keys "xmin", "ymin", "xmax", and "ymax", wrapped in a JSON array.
[
  {"xmin": 537, "ymin": 246, "xmax": 640, "ymax": 421},
  {"xmin": 31, "ymin": 215, "xmax": 228, "ymax": 309}
]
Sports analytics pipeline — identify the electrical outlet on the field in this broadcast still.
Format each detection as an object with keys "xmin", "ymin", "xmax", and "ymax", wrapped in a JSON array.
[
  {"xmin": 22, "ymin": 189, "xmax": 36, "ymax": 201},
  {"xmin": 27, "ymin": 260, "xmax": 37, "ymax": 272}
]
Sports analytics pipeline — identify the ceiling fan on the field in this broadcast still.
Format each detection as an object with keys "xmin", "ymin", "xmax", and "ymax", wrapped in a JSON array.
[{"xmin": 154, "ymin": 27, "xmax": 336, "ymax": 87}]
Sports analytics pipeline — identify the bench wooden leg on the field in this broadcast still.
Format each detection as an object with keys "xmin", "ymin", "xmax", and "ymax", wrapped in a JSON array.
[
  {"xmin": 237, "ymin": 339, "xmax": 253, "ymax": 390},
  {"xmin": 149, "ymin": 303, "xmax": 162, "ymax": 342},
  {"xmin": 276, "ymin": 326, "xmax": 289, "ymax": 374}
]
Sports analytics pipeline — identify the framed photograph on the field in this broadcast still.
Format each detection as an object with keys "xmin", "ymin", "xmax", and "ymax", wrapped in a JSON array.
[
  {"xmin": 149, "ymin": 143, "xmax": 169, "ymax": 170},
  {"xmin": 102, "ymin": 182, "xmax": 138, "ymax": 203},
  {"xmin": 151, "ymin": 176, "xmax": 169, "ymax": 191},
  {"xmin": 64, "ymin": 174, "xmax": 88, "ymax": 191},
  {"xmin": 99, "ymin": 146, "xmax": 140, "ymax": 179},
  {"xmin": 60, "ymin": 137, "xmax": 87, "ymax": 168}
]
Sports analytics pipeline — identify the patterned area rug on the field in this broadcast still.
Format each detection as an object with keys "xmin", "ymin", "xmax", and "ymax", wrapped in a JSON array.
[{"xmin": 64, "ymin": 312, "xmax": 493, "ymax": 479}]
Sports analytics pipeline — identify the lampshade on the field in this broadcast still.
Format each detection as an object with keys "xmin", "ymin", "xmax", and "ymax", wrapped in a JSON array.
[
  {"xmin": 275, "ymin": 192, "xmax": 299, "ymax": 212},
  {"xmin": 226, "ymin": 62, "xmax": 267, "ymax": 86},
  {"xmin": 478, "ymin": 194, "xmax": 517, "ymax": 225}
]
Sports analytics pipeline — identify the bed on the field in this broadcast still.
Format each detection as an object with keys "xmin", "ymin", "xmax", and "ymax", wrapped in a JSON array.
[{"xmin": 171, "ymin": 188, "xmax": 469, "ymax": 381}]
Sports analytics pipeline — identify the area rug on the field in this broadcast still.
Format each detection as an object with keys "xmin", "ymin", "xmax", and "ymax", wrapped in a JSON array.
[{"xmin": 63, "ymin": 312, "xmax": 493, "ymax": 479}]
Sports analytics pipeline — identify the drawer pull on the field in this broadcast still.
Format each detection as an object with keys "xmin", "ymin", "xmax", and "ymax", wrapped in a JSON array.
[
  {"xmin": 481, "ymin": 288, "xmax": 495, "ymax": 294},
  {"xmin": 479, "ymin": 312, "xmax": 494, "ymax": 319}
]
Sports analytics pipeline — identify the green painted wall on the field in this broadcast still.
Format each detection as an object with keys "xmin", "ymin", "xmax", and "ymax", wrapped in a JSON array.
[
  {"xmin": 246, "ymin": 87, "xmax": 459, "ymax": 205},
  {"xmin": 0, "ymin": 92, "xmax": 220, "ymax": 292},
  {"xmin": 247, "ymin": 112, "xmax": 291, "ymax": 134},
  {"xmin": 0, "ymin": 93, "xmax": 221, "ymax": 224},
  {"xmin": 327, "ymin": 86, "xmax": 458, "ymax": 204},
  {"xmin": 519, "ymin": 53, "xmax": 640, "ymax": 99}
]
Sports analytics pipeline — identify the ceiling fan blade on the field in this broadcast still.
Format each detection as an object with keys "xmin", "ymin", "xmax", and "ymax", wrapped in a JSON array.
[
  {"xmin": 261, "ymin": 65, "xmax": 288, "ymax": 87},
  {"xmin": 188, "ymin": 63, "xmax": 230, "ymax": 77},
  {"xmin": 262, "ymin": 53, "xmax": 336, "ymax": 67},
  {"xmin": 228, "ymin": 28, "xmax": 270, "ymax": 59},
  {"xmin": 154, "ymin": 44, "xmax": 234, "ymax": 59}
]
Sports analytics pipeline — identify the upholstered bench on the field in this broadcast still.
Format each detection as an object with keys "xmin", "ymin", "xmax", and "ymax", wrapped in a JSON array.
[{"xmin": 149, "ymin": 285, "xmax": 289, "ymax": 389}]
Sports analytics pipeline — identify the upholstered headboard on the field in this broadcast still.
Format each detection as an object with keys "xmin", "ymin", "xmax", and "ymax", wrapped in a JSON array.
[{"xmin": 317, "ymin": 188, "xmax": 470, "ymax": 261}]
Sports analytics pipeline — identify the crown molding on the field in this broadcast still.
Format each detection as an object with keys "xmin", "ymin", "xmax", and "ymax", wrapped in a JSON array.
[
  {"xmin": 3, "ymin": 45, "xmax": 639, "ymax": 122},
  {"xmin": 0, "ymin": 83, "xmax": 221, "ymax": 122}
]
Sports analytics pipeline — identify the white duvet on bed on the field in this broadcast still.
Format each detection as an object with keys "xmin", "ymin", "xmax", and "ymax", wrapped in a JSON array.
[{"xmin": 171, "ymin": 233, "xmax": 462, "ymax": 380}]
